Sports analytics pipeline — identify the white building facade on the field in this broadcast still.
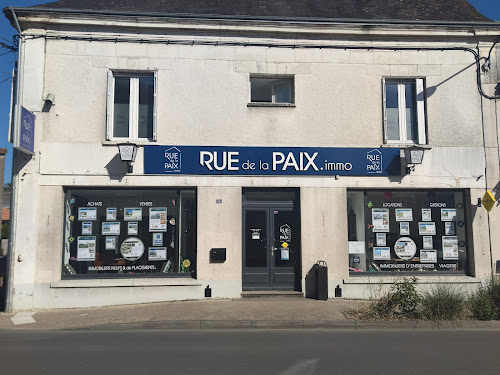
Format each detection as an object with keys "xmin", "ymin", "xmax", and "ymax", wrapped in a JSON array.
[{"xmin": 3, "ymin": 0, "xmax": 500, "ymax": 310}]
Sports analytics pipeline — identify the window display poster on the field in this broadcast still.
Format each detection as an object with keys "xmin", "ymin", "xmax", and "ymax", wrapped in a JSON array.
[
  {"xmin": 251, "ymin": 229, "xmax": 261, "ymax": 240},
  {"xmin": 394, "ymin": 237, "xmax": 417, "ymax": 260},
  {"xmin": 442, "ymin": 236, "xmax": 459, "ymax": 259},
  {"xmin": 372, "ymin": 208, "xmax": 389, "ymax": 232},
  {"xmin": 376, "ymin": 233, "xmax": 386, "ymax": 247},
  {"xmin": 445, "ymin": 222, "xmax": 456, "ymax": 235},
  {"xmin": 149, "ymin": 207, "xmax": 167, "ymax": 232},
  {"xmin": 441, "ymin": 209, "xmax": 457, "ymax": 222},
  {"xmin": 419, "ymin": 222, "xmax": 436, "ymax": 235},
  {"xmin": 281, "ymin": 249, "xmax": 290, "ymax": 260},
  {"xmin": 153, "ymin": 233, "xmax": 163, "ymax": 246},
  {"xmin": 420, "ymin": 250, "xmax": 437, "ymax": 263},
  {"xmin": 78, "ymin": 207, "xmax": 97, "ymax": 221},
  {"xmin": 348, "ymin": 241, "xmax": 365, "ymax": 254},
  {"xmin": 400, "ymin": 222, "xmax": 410, "ymax": 235},
  {"xmin": 102, "ymin": 222, "xmax": 120, "ymax": 235},
  {"xmin": 148, "ymin": 247, "xmax": 167, "ymax": 261},
  {"xmin": 77, "ymin": 236, "xmax": 96, "ymax": 261},
  {"xmin": 82, "ymin": 222, "xmax": 92, "ymax": 235},
  {"xmin": 124, "ymin": 207, "xmax": 142, "ymax": 221},
  {"xmin": 128, "ymin": 222, "xmax": 138, "ymax": 235},
  {"xmin": 121, "ymin": 237, "xmax": 145, "ymax": 261},
  {"xmin": 421, "ymin": 209, "xmax": 432, "ymax": 222},
  {"xmin": 105, "ymin": 236, "xmax": 117, "ymax": 250},
  {"xmin": 423, "ymin": 236, "xmax": 433, "ymax": 250},
  {"xmin": 106, "ymin": 208, "xmax": 117, "ymax": 221},
  {"xmin": 395, "ymin": 208, "xmax": 413, "ymax": 222},
  {"xmin": 373, "ymin": 247, "xmax": 391, "ymax": 260}
]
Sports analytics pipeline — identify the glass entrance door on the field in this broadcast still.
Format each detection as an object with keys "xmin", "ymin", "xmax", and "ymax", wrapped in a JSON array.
[{"xmin": 243, "ymin": 205, "xmax": 299, "ymax": 290}]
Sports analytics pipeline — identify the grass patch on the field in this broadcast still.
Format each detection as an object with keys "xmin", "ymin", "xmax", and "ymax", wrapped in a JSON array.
[
  {"xmin": 420, "ymin": 284, "xmax": 467, "ymax": 321},
  {"xmin": 349, "ymin": 277, "xmax": 500, "ymax": 322},
  {"xmin": 351, "ymin": 277, "xmax": 421, "ymax": 320},
  {"xmin": 469, "ymin": 278, "xmax": 500, "ymax": 320}
]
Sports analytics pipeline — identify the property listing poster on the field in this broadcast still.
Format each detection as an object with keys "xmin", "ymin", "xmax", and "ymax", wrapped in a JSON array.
[
  {"xmin": 77, "ymin": 236, "xmax": 96, "ymax": 261},
  {"xmin": 372, "ymin": 209, "xmax": 389, "ymax": 232},
  {"xmin": 149, "ymin": 208, "xmax": 167, "ymax": 232},
  {"xmin": 442, "ymin": 236, "xmax": 459, "ymax": 259}
]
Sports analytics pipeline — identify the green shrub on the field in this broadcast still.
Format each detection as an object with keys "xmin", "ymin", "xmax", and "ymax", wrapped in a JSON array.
[
  {"xmin": 352, "ymin": 277, "xmax": 421, "ymax": 320},
  {"xmin": 469, "ymin": 288, "xmax": 497, "ymax": 320},
  {"xmin": 1, "ymin": 222, "xmax": 8, "ymax": 239},
  {"xmin": 489, "ymin": 277, "xmax": 500, "ymax": 312},
  {"xmin": 391, "ymin": 277, "xmax": 421, "ymax": 318},
  {"xmin": 469, "ymin": 278, "xmax": 500, "ymax": 320},
  {"xmin": 421, "ymin": 284, "xmax": 467, "ymax": 320}
]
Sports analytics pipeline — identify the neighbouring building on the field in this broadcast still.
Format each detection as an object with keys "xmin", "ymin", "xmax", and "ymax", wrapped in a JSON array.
[{"xmin": 3, "ymin": 0, "xmax": 500, "ymax": 310}]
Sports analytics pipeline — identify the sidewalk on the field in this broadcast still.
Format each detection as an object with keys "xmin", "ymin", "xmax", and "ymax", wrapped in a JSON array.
[{"xmin": 1, "ymin": 298, "xmax": 500, "ymax": 330}]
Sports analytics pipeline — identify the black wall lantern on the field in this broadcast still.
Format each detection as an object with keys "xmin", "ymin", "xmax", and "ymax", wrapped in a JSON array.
[
  {"xmin": 117, "ymin": 143, "xmax": 138, "ymax": 173},
  {"xmin": 404, "ymin": 146, "xmax": 425, "ymax": 174}
]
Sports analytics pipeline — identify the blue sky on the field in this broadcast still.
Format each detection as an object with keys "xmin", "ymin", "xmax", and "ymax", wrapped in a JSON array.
[{"xmin": 1, "ymin": 0, "xmax": 500, "ymax": 184}]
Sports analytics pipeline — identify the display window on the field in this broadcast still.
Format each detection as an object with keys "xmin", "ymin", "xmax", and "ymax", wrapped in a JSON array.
[
  {"xmin": 62, "ymin": 188, "xmax": 197, "ymax": 278},
  {"xmin": 347, "ymin": 190, "xmax": 469, "ymax": 274}
]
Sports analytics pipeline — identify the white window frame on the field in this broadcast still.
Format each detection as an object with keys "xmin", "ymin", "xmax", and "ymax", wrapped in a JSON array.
[
  {"xmin": 106, "ymin": 71, "xmax": 157, "ymax": 141},
  {"xmin": 383, "ymin": 78, "xmax": 426, "ymax": 145},
  {"xmin": 249, "ymin": 75, "xmax": 294, "ymax": 105}
]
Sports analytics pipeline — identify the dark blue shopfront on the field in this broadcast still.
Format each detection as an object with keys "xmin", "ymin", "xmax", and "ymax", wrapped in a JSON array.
[
  {"xmin": 144, "ymin": 145, "xmax": 401, "ymax": 290},
  {"xmin": 144, "ymin": 146, "xmax": 401, "ymax": 176}
]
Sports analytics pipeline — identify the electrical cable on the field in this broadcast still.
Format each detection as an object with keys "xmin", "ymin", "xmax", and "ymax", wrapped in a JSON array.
[{"xmin": 19, "ymin": 32, "xmax": 500, "ymax": 100}]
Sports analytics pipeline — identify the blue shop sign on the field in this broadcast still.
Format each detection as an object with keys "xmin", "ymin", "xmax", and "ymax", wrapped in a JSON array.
[
  {"xmin": 144, "ymin": 146, "xmax": 401, "ymax": 176},
  {"xmin": 15, "ymin": 106, "xmax": 36, "ymax": 155}
]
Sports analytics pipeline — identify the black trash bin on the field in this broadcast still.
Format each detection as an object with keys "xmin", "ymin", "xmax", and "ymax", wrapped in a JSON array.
[
  {"xmin": 315, "ymin": 260, "xmax": 328, "ymax": 300},
  {"xmin": 305, "ymin": 260, "xmax": 328, "ymax": 300}
]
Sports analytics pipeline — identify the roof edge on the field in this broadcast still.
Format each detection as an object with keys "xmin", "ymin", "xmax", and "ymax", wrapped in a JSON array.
[{"xmin": 4, "ymin": 6, "xmax": 500, "ymax": 29}]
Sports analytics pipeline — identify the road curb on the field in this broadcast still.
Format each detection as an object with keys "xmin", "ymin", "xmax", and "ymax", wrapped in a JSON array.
[{"xmin": 57, "ymin": 319, "xmax": 500, "ymax": 331}]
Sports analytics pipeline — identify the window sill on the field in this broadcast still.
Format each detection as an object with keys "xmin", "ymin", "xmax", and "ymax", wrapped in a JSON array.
[
  {"xmin": 247, "ymin": 103, "xmax": 296, "ymax": 108},
  {"xmin": 381, "ymin": 143, "xmax": 432, "ymax": 149},
  {"xmin": 102, "ymin": 140, "xmax": 156, "ymax": 146},
  {"xmin": 51, "ymin": 278, "xmax": 202, "ymax": 288},
  {"xmin": 344, "ymin": 275, "xmax": 479, "ymax": 284}
]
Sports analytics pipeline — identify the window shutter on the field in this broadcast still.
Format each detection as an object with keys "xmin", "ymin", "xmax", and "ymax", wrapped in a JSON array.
[
  {"xmin": 153, "ymin": 71, "xmax": 158, "ymax": 141},
  {"xmin": 416, "ymin": 78, "xmax": 426, "ymax": 145},
  {"xmin": 106, "ymin": 70, "xmax": 114, "ymax": 140},
  {"xmin": 382, "ymin": 78, "xmax": 387, "ymax": 143}
]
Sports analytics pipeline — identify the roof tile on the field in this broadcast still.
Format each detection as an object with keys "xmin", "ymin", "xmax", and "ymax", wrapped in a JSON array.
[{"xmin": 30, "ymin": 0, "xmax": 490, "ymax": 22}]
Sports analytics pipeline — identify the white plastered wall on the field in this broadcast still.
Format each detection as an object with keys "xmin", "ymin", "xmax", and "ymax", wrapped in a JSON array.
[
  {"xmin": 300, "ymin": 187, "xmax": 348, "ymax": 298},
  {"xmin": 196, "ymin": 186, "xmax": 243, "ymax": 298},
  {"xmin": 9, "ymin": 27, "xmax": 499, "ymax": 309}
]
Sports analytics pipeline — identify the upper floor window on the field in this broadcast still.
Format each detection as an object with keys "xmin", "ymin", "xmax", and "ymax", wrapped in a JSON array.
[
  {"xmin": 106, "ymin": 71, "xmax": 157, "ymax": 141},
  {"xmin": 250, "ymin": 76, "xmax": 294, "ymax": 105},
  {"xmin": 383, "ymin": 78, "xmax": 426, "ymax": 145}
]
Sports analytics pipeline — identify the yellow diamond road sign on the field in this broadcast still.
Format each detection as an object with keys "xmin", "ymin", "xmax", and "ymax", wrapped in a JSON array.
[{"xmin": 482, "ymin": 191, "xmax": 496, "ymax": 212}]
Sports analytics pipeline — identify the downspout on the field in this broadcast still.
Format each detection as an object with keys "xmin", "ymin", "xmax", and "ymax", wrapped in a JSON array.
[{"xmin": 5, "ymin": 8, "xmax": 23, "ymax": 313}]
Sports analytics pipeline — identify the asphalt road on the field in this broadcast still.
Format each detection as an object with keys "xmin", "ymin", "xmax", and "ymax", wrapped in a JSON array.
[{"xmin": 0, "ymin": 329, "xmax": 498, "ymax": 375}]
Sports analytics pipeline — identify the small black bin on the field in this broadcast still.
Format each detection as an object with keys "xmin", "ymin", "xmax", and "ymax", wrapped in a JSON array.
[{"xmin": 305, "ymin": 260, "xmax": 328, "ymax": 301}]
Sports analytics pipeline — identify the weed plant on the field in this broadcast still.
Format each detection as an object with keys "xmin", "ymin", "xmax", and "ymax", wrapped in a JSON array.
[
  {"xmin": 352, "ymin": 277, "xmax": 421, "ymax": 320},
  {"xmin": 469, "ymin": 278, "xmax": 500, "ymax": 320},
  {"xmin": 391, "ymin": 277, "xmax": 421, "ymax": 318},
  {"xmin": 420, "ymin": 284, "xmax": 467, "ymax": 320},
  {"xmin": 350, "ymin": 277, "xmax": 500, "ymax": 321}
]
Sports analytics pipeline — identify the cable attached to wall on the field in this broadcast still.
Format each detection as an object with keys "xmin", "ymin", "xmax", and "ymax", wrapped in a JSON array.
[{"xmin": 20, "ymin": 32, "xmax": 500, "ymax": 101}]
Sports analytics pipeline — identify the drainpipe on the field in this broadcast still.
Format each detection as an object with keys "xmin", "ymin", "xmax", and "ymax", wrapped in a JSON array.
[{"xmin": 4, "ymin": 8, "xmax": 23, "ymax": 313}]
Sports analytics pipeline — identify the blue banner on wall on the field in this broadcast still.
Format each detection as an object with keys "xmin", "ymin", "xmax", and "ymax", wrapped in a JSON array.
[{"xmin": 144, "ymin": 146, "xmax": 401, "ymax": 176}]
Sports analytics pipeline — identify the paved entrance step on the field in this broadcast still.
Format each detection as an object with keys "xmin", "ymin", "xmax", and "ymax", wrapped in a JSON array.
[{"xmin": 241, "ymin": 291, "xmax": 304, "ymax": 299}]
